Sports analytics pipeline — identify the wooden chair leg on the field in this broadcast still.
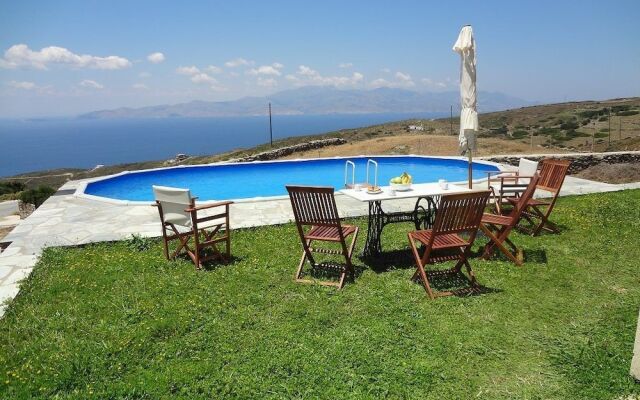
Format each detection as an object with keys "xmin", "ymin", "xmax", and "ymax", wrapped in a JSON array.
[
  {"xmin": 408, "ymin": 234, "xmax": 435, "ymax": 299},
  {"xmin": 481, "ymin": 224, "xmax": 522, "ymax": 265},
  {"xmin": 531, "ymin": 206, "xmax": 558, "ymax": 236},
  {"xmin": 295, "ymin": 239, "xmax": 314, "ymax": 281}
]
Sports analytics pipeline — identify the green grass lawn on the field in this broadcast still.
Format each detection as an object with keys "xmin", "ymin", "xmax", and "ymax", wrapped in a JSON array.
[{"xmin": 1, "ymin": 190, "xmax": 640, "ymax": 399}]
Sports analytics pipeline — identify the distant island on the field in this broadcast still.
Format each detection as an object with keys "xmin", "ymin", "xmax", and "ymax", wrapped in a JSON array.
[{"xmin": 78, "ymin": 86, "xmax": 533, "ymax": 119}]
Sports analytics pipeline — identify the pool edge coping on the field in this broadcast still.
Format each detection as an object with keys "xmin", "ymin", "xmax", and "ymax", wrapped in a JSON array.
[{"xmin": 73, "ymin": 154, "xmax": 508, "ymax": 205}]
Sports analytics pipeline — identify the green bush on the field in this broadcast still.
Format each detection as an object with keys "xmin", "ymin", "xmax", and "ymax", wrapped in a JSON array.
[
  {"xmin": 598, "ymin": 115, "xmax": 608, "ymax": 122},
  {"xmin": 511, "ymin": 130, "xmax": 529, "ymax": 139},
  {"xmin": 537, "ymin": 127, "xmax": 559, "ymax": 136},
  {"xmin": 0, "ymin": 181, "xmax": 25, "ymax": 195},
  {"xmin": 616, "ymin": 110, "xmax": 638, "ymax": 116},
  {"xmin": 611, "ymin": 105, "xmax": 631, "ymax": 113},
  {"xmin": 565, "ymin": 130, "xmax": 589, "ymax": 139},
  {"xmin": 125, "ymin": 234, "xmax": 156, "ymax": 252},
  {"xmin": 18, "ymin": 186, "xmax": 56, "ymax": 208},
  {"xmin": 594, "ymin": 132, "xmax": 609, "ymax": 138},
  {"xmin": 560, "ymin": 120, "xmax": 579, "ymax": 130}
]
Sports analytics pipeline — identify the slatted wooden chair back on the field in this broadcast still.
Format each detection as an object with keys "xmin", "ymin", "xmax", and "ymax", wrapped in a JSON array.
[
  {"xmin": 537, "ymin": 159, "xmax": 571, "ymax": 194},
  {"xmin": 432, "ymin": 191, "xmax": 491, "ymax": 238},
  {"xmin": 287, "ymin": 185, "xmax": 342, "ymax": 230},
  {"xmin": 508, "ymin": 173, "xmax": 540, "ymax": 221}
]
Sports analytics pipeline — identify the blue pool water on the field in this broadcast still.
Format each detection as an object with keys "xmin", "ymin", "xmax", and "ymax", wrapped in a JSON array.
[{"xmin": 84, "ymin": 156, "xmax": 499, "ymax": 202}]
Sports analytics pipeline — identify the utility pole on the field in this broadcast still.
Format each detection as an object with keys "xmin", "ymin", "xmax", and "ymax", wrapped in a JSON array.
[
  {"xmin": 269, "ymin": 102, "xmax": 273, "ymax": 147},
  {"xmin": 530, "ymin": 131, "xmax": 534, "ymax": 150},
  {"xmin": 619, "ymin": 117, "xmax": 622, "ymax": 140},
  {"xmin": 608, "ymin": 108, "xmax": 611, "ymax": 146},
  {"xmin": 450, "ymin": 105, "xmax": 453, "ymax": 135}
]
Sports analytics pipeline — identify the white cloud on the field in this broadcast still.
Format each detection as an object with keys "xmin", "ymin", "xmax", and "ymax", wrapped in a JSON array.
[
  {"xmin": 8, "ymin": 80, "xmax": 36, "ymax": 90},
  {"xmin": 147, "ymin": 52, "xmax": 165, "ymax": 64},
  {"xmin": 369, "ymin": 78, "xmax": 392, "ymax": 89},
  {"xmin": 79, "ymin": 79, "xmax": 104, "ymax": 89},
  {"xmin": 139, "ymin": 72, "xmax": 151, "ymax": 78},
  {"xmin": 206, "ymin": 65, "xmax": 222, "ymax": 74},
  {"xmin": 257, "ymin": 77, "xmax": 278, "ymax": 87},
  {"xmin": 247, "ymin": 65, "xmax": 282, "ymax": 76},
  {"xmin": 0, "ymin": 44, "xmax": 131, "ymax": 70},
  {"xmin": 394, "ymin": 71, "xmax": 415, "ymax": 87},
  {"xmin": 177, "ymin": 68, "xmax": 225, "ymax": 91},
  {"xmin": 369, "ymin": 72, "xmax": 415, "ymax": 89},
  {"xmin": 421, "ymin": 77, "xmax": 447, "ymax": 89},
  {"xmin": 190, "ymin": 73, "xmax": 216, "ymax": 84},
  {"xmin": 176, "ymin": 66, "xmax": 200, "ymax": 75},
  {"xmin": 291, "ymin": 65, "xmax": 364, "ymax": 87},
  {"xmin": 381, "ymin": 68, "xmax": 391, "ymax": 73},
  {"xmin": 272, "ymin": 62, "xmax": 284, "ymax": 69},
  {"xmin": 338, "ymin": 62, "xmax": 353, "ymax": 68},
  {"xmin": 132, "ymin": 83, "xmax": 148, "ymax": 90},
  {"xmin": 224, "ymin": 58, "xmax": 253, "ymax": 67}
]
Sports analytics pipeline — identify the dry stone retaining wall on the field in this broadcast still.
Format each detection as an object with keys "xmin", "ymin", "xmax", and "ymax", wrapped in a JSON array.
[
  {"xmin": 228, "ymin": 138, "xmax": 347, "ymax": 162},
  {"xmin": 482, "ymin": 151, "xmax": 640, "ymax": 174}
]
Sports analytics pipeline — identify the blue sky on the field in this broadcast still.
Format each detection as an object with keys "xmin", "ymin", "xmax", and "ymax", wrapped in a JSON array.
[{"xmin": 0, "ymin": 0, "xmax": 638, "ymax": 117}]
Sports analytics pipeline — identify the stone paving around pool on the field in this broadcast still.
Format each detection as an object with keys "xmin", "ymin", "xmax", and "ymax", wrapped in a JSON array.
[{"xmin": 1, "ymin": 174, "xmax": 639, "ymax": 317}]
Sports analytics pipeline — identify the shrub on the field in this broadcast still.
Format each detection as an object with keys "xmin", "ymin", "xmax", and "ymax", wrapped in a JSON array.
[
  {"xmin": 125, "ymin": 234, "xmax": 155, "ymax": 252},
  {"xmin": 564, "ymin": 130, "xmax": 589, "ymax": 139},
  {"xmin": 616, "ymin": 110, "xmax": 638, "ymax": 116},
  {"xmin": 537, "ymin": 127, "xmax": 559, "ymax": 136},
  {"xmin": 611, "ymin": 105, "xmax": 631, "ymax": 113},
  {"xmin": 0, "ymin": 181, "xmax": 26, "ymax": 195},
  {"xmin": 18, "ymin": 186, "xmax": 56, "ymax": 208},
  {"xmin": 560, "ymin": 120, "xmax": 579, "ymax": 130},
  {"xmin": 511, "ymin": 130, "xmax": 529, "ymax": 139},
  {"xmin": 598, "ymin": 116, "xmax": 608, "ymax": 122}
]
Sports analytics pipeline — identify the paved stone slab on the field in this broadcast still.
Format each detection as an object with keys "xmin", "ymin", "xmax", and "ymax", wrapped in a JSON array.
[{"xmin": 632, "ymin": 308, "xmax": 640, "ymax": 381}]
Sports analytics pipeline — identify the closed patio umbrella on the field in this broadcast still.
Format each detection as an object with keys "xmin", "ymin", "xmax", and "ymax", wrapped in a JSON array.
[{"xmin": 453, "ymin": 25, "xmax": 478, "ymax": 188}]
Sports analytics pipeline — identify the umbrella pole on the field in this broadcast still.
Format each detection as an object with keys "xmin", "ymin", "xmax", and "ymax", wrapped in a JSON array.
[{"xmin": 467, "ymin": 150, "xmax": 473, "ymax": 189}]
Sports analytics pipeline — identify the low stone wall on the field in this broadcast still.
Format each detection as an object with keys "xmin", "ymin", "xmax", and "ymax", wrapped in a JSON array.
[
  {"xmin": 229, "ymin": 138, "xmax": 347, "ymax": 162},
  {"xmin": 481, "ymin": 151, "xmax": 640, "ymax": 174},
  {"xmin": 0, "ymin": 200, "xmax": 19, "ymax": 218}
]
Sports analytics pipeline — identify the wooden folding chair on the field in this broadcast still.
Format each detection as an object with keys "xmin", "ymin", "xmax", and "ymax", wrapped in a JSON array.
[
  {"xmin": 487, "ymin": 158, "xmax": 539, "ymax": 214},
  {"xmin": 153, "ymin": 185, "xmax": 233, "ymax": 270},
  {"xmin": 286, "ymin": 185, "xmax": 359, "ymax": 289},
  {"xmin": 480, "ymin": 174, "xmax": 540, "ymax": 265},
  {"xmin": 407, "ymin": 191, "xmax": 491, "ymax": 299},
  {"xmin": 506, "ymin": 159, "xmax": 571, "ymax": 236}
]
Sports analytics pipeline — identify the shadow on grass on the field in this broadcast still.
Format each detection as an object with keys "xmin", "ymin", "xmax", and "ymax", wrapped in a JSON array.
[
  {"xmin": 468, "ymin": 243, "xmax": 548, "ymax": 265},
  {"xmin": 359, "ymin": 249, "xmax": 416, "ymax": 273},
  {"xmin": 418, "ymin": 268, "xmax": 503, "ymax": 298},
  {"xmin": 515, "ymin": 222, "xmax": 570, "ymax": 236}
]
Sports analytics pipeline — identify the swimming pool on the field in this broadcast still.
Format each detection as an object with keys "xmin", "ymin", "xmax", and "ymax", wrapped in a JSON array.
[{"xmin": 82, "ymin": 156, "xmax": 501, "ymax": 202}]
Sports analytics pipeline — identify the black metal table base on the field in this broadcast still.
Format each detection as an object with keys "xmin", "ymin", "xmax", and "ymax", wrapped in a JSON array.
[{"xmin": 361, "ymin": 196, "xmax": 440, "ymax": 257}]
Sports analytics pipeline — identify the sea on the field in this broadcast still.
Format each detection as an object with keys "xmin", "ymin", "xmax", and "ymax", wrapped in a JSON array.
[{"xmin": 0, "ymin": 112, "xmax": 444, "ymax": 178}]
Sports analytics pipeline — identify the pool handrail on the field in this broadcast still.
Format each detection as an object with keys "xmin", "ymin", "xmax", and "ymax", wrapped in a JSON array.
[
  {"xmin": 344, "ymin": 160, "xmax": 356, "ymax": 188},
  {"xmin": 366, "ymin": 159, "xmax": 378, "ymax": 188}
]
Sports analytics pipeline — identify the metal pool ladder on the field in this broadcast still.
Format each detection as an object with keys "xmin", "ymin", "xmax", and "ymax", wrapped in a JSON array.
[{"xmin": 344, "ymin": 159, "xmax": 378, "ymax": 189}]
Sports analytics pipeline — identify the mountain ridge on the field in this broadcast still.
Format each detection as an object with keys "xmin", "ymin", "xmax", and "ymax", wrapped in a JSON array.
[{"xmin": 78, "ymin": 86, "xmax": 534, "ymax": 119}]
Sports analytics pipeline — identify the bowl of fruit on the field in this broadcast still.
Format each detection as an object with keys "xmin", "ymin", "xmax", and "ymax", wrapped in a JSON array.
[{"xmin": 389, "ymin": 172, "xmax": 413, "ymax": 191}]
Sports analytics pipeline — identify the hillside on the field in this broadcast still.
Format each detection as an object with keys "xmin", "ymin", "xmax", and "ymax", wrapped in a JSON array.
[
  {"xmin": 3, "ymin": 97, "xmax": 639, "ymax": 191},
  {"xmin": 78, "ymin": 86, "xmax": 531, "ymax": 119}
]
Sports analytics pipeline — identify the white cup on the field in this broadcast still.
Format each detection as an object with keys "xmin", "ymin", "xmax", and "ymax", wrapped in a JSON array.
[
  {"xmin": 439, "ymin": 179, "xmax": 448, "ymax": 190},
  {"xmin": 354, "ymin": 184, "xmax": 362, "ymax": 191},
  {"xmin": 387, "ymin": 188, "xmax": 396, "ymax": 196}
]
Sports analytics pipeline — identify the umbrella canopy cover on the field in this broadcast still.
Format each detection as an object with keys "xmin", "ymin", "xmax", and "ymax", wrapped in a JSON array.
[{"xmin": 453, "ymin": 25, "xmax": 478, "ymax": 154}]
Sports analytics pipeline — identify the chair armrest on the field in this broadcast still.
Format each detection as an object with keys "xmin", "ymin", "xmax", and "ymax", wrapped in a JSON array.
[{"xmin": 186, "ymin": 200, "xmax": 234, "ymax": 212}]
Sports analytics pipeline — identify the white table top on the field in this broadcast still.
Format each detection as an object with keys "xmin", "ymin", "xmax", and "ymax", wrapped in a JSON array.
[{"xmin": 339, "ymin": 182, "xmax": 481, "ymax": 202}]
